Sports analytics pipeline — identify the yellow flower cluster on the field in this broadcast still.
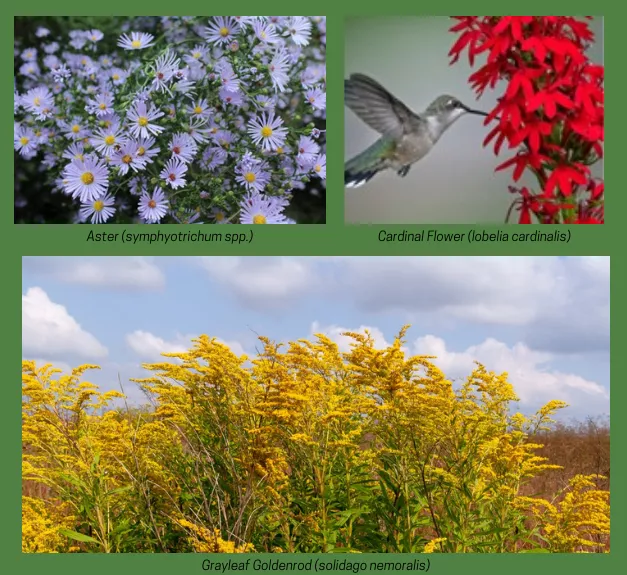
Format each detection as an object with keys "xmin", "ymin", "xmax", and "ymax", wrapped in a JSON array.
[{"xmin": 22, "ymin": 328, "xmax": 610, "ymax": 553}]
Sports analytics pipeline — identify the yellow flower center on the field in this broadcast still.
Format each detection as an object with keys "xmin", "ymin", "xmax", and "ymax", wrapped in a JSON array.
[
  {"xmin": 193, "ymin": 51, "xmax": 201, "ymax": 58},
  {"xmin": 244, "ymin": 172, "xmax": 256, "ymax": 183},
  {"xmin": 112, "ymin": 74, "xmax": 120, "ymax": 81},
  {"xmin": 93, "ymin": 200, "xmax": 104, "ymax": 211},
  {"xmin": 315, "ymin": 164, "xmax": 321, "ymax": 172},
  {"xmin": 194, "ymin": 106, "xmax": 203, "ymax": 114},
  {"xmin": 122, "ymin": 154, "xmax": 132, "ymax": 164},
  {"xmin": 138, "ymin": 117, "xmax": 149, "ymax": 127},
  {"xmin": 75, "ymin": 154, "xmax": 84, "ymax": 160},
  {"xmin": 104, "ymin": 135, "xmax": 115, "ymax": 145},
  {"xmin": 33, "ymin": 97, "xmax": 41, "ymax": 106},
  {"xmin": 71, "ymin": 125, "xmax": 80, "ymax": 133},
  {"xmin": 261, "ymin": 126, "xmax": 273, "ymax": 138},
  {"xmin": 81, "ymin": 58, "xmax": 87, "ymax": 65},
  {"xmin": 219, "ymin": 27, "xmax": 229, "ymax": 37},
  {"xmin": 148, "ymin": 199, "xmax": 157, "ymax": 208},
  {"xmin": 276, "ymin": 146, "xmax": 284, "ymax": 154},
  {"xmin": 131, "ymin": 40, "xmax": 142, "ymax": 48},
  {"xmin": 261, "ymin": 31, "xmax": 267, "ymax": 39},
  {"xmin": 81, "ymin": 172, "xmax": 95, "ymax": 185},
  {"xmin": 99, "ymin": 103, "xmax": 107, "ymax": 110},
  {"xmin": 20, "ymin": 137, "xmax": 29, "ymax": 145},
  {"xmin": 137, "ymin": 146, "xmax": 145, "ymax": 156},
  {"xmin": 252, "ymin": 214, "xmax": 267, "ymax": 224}
]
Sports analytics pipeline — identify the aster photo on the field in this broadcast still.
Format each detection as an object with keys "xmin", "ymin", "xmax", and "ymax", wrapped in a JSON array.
[{"xmin": 14, "ymin": 16, "xmax": 326, "ymax": 224}]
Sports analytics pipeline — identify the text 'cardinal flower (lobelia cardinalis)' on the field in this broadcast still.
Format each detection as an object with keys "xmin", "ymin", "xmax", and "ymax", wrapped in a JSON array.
[{"xmin": 449, "ymin": 16, "xmax": 604, "ymax": 224}]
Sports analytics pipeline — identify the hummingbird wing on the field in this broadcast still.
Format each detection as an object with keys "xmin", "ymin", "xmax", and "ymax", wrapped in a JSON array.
[{"xmin": 345, "ymin": 73, "xmax": 418, "ymax": 137}]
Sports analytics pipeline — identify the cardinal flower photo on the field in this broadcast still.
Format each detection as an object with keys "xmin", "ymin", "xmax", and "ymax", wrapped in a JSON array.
[{"xmin": 344, "ymin": 16, "xmax": 603, "ymax": 225}]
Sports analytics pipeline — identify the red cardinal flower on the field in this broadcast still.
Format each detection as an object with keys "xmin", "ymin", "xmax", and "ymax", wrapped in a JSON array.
[{"xmin": 449, "ymin": 16, "xmax": 604, "ymax": 224}]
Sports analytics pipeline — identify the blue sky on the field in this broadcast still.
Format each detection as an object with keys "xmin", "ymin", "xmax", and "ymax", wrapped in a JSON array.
[{"xmin": 22, "ymin": 256, "xmax": 609, "ymax": 420}]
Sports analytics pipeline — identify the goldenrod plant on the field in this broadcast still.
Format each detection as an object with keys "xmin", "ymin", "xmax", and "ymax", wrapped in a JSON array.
[{"xmin": 22, "ymin": 328, "xmax": 609, "ymax": 553}]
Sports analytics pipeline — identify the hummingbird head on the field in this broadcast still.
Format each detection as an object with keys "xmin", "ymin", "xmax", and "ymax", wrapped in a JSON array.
[{"xmin": 426, "ymin": 95, "xmax": 488, "ymax": 132}]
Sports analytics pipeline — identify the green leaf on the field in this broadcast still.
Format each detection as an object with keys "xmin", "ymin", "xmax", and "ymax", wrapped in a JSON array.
[
  {"xmin": 59, "ymin": 528, "xmax": 100, "ymax": 545},
  {"xmin": 521, "ymin": 548, "xmax": 551, "ymax": 553}
]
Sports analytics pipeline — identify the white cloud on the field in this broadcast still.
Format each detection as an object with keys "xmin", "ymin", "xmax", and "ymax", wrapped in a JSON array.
[
  {"xmin": 310, "ymin": 321, "xmax": 394, "ymax": 353},
  {"xmin": 197, "ymin": 256, "xmax": 314, "ymax": 308},
  {"xmin": 322, "ymin": 256, "xmax": 610, "ymax": 354},
  {"xmin": 126, "ymin": 330, "xmax": 246, "ymax": 362},
  {"xmin": 22, "ymin": 287, "xmax": 108, "ymax": 359},
  {"xmin": 22, "ymin": 256, "xmax": 165, "ymax": 290},
  {"xmin": 413, "ymin": 334, "xmax": 608, "ymax": 406}
]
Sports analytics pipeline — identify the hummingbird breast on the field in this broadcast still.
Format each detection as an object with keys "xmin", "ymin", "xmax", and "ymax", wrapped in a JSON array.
[{"xmin": 392, "ymin": 132, "xmax": 434, "ymax": 168}]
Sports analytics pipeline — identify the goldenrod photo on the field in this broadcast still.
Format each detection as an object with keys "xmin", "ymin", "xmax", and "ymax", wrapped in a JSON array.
[{"xmin": 22, "ymin": 256, "xmax": 609, "ymax": 553}]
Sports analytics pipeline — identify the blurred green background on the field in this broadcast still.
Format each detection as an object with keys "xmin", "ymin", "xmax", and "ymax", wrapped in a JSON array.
[{"xmin": 344, "ymin": 16, "xmax": 604, "ymax": 224}]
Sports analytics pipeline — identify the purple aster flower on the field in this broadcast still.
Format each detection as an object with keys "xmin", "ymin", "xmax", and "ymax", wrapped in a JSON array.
[
  {"xmin": 305, "ymin": 87, "xmax": 326, "ymax": 110},
  {"xmin": 253, "ymin": 19, "xmax": 279, "ymax": 44},
  {"xmin": 139, "ymin": 186, "xmax": 169, "ymax": 223},
  {"xmin": 21, "ymin": 48, "xmax": 37, "ymax": 61},
  {"xmin": 14, "ymin": 125, "xmax": 38, "ymax": 157},
  {"xmin": 87, "ymin": 29, "xmax": 104, "ymax": 43},
  {"xmin": 312, "ymin": 154, "xmax": 326, "ymax": 179},
  {"xmin": 109, "ymin": 67, "xmax": 129, "ymax": 85},
  {"xmin": 284, "ymin": 16, "xmax": 312, "ymax": 46},
  {"xmin": 247, "ymin": 111, "xmax": 288, "ymax": 152},
  {"xmin": 239, "ymin": 192, "xmax": 288, "ymax": 224},
  {"xmin": 61, "ymin": 117, "xmax": 90, "ymax": 141},
  {"xmin": 204, "ymin": 17, "xmax": 240, "ymax": 45},
  {"xmin": 62, "ymin": 156, "xmax": 110, "ymax": 202},
  {"xmin": 80, "ymin": 193, "xmax": 116, "ymax": 223},
  {"xmin": 62, "ymin": 142, "xmax": 86, "ymax": 162},
  {"xmin": 160, "ymin": 157, "xmax": 188, "ymax": 189},
  {"xmin": 91, "ymin": 124, "xmax": 127, "ymax": 155},
  {"xmin": 187, "ymin": 98, "xmax": 212, "ymax": 119},
  {"xmin": 118, "ymin": 31, "xmax": 155, "ymax": 50},
  {"xmin": 269, "ymin": 48, "xmax": 290, "ymax": 92},
  {"xmin": 183, "ymin": 45, "xmax": 209, "ymax": 66},
  {"xmin": 151, "ymin": 50, "xmax": 180, "ymax": 92},
  {"xmin": 219, "ymin": 86, "xmax": 244, "ymax": 107},
  {"xmin": 235, "ymin": 160, "xmax": 270, "ymax": 193},
  {"xmin": 43, "ymin": 42, "xmax": 59, "ymax": 54},
  {"xmin": 216, "ymin": 60, "xmax": 240, "ymax": 92},
  {"xmin": 127, "ymin": 100, "xmax": 165, "ymax": 139},
  {"xmin": 135, "ymin": 136, "xmax": 160, "ymax": 164},
  {"xmin": 110, "ymin": 141, "xmax": 147, "ymax": 175},
  {"xmin": 85, "ymin": 92, "xmax": 114, "ymax": 116},
  {"xmin": 211, "ymin": 207, "xmax": 230, "ymax": 224},
  {"xmin": 168, "ymin": 132, "xmax": 198, "ymax": 163},
  {"xmin": 201, "ymin": 147, "xmax": 228, "ymax": 171},
  {"xmin": 22, "ymin": 86, "xmax": 55, "ymax": 119},
  {"xmin": 297, "ymin": 135, "xmax": 320, "ymax": 166}
]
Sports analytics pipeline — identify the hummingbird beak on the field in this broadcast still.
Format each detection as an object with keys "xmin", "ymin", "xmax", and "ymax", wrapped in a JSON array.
[{"xmin": 460, "ymin": 103, "xmax": 488, "ymax": 117}]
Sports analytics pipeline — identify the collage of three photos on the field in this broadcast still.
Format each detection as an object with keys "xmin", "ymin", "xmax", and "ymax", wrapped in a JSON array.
[{"xmin": 16, "ymin": 15, "xmax": 609, "ymax": 560}]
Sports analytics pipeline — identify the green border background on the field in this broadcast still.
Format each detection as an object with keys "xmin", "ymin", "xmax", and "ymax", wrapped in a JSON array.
[{"xmin": 6, "ymin": 2, "xmax": 618, "ymax": 573}]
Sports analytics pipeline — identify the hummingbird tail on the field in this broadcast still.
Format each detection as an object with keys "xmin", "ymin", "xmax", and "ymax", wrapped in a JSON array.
[{"xmin": 344, "ymin": 154, "xmax": 386, "ymax": 189}]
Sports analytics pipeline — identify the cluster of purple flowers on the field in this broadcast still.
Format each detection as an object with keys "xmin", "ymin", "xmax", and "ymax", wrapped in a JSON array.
[{"xmin": 14, "ymin": 16, "xmax": 326, "ymax": 224}]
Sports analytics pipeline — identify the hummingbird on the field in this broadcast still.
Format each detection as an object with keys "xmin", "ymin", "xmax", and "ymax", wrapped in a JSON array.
[{"xmin": 344, "ymin": 73, "xmax": 489, "ymax": 188}]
